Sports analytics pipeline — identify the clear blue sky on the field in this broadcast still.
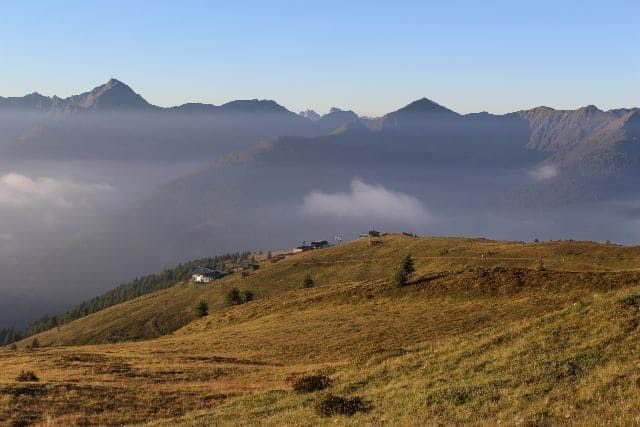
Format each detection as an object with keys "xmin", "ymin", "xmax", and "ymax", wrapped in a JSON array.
[{"xmin": 0, "ymin": 0, "xmax": 638, "ymax": 116}]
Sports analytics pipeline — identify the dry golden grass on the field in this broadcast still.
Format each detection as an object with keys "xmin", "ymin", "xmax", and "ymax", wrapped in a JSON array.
[{"xmin": 3, "ymin": 234, "xmax": 640, "ymax": 425}]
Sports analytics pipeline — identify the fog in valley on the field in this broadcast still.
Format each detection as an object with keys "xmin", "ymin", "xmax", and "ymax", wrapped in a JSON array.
[
  {"xmin": 1, "ymin": 79, "xmax": 639, "ymax": 329},
  {"xmin": 0, "ymin": 158, "xmax": 209, "ymax": 327}
]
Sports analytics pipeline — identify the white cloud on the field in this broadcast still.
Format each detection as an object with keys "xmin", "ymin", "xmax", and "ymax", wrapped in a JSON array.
[
  {"xmin": 301, "ymin": 179, "xmax": 431, "ymax": 226},
  {"xmin": 0, "ymin": 172, "xmax": 113, "ymax": 209},
  {"xmin": 530, "ymin": 164, "xmax": 559, "ymax": 181}
]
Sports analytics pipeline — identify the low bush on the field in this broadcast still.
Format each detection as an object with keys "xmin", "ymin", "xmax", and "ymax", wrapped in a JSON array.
[
  {"xmin": 241, "ymin": 290, "xmax": 254, "ymax": 302},
  {"xmin": 302, "ymin": 274, "xmax": 314, "ymax": 289},
  {"xmin": 314, "ymin": 393, "xmax": 369, "ymax": 416},
  {"xmin": 292, "ymin": 374, "xmax": 331, "ymax": 393},
  {"xmin": 226, "ymin": 288, "xmax": 254, "ymax": 305},
  {"xmin": 194, "ymin": 300, "xmax": 209, "ymax": 318},
  {"xmin": 226, "ymin": 288, "xmax": 243, "ymax": 305},
  {"xmin": 15, "ymin": 370, "xmax": 39, "ymax": 382},
  {"xmin": 620, "ymin": 294, "xmax": 640, "ymax": 310}
]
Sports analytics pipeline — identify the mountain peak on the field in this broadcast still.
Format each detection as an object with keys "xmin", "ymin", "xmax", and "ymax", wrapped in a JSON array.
[
  {"xmin": 0, "ymin": 91, "xmax": 53, "ymax": 110},
  {"xmin": 106, "ymin": 77, "xmax": 124, "ymax": 86},
  {"xmin": 323, "ymin": 107, "xmax": 358, "ymax": 117},
  {"xmin": 220, "ymin": 99, "xmax": 293, "ymax": 115},
  {"xmin": 93, "ymin": 78, "xmax": 135, "ymax": 96},
  {"xmin": 63, "ymin": 79, "xmax": 154, "ymax": 112},
  {"xmin": 576, "ymin": 105, "xmax": 602, "ymax": 114},
  {"xmin": 394, "ymin": 98, "xmax": 458, "ymax": 116},
  {"xmin": 314, "ymin": 108, "xmax": 362, "ymax": 134},
  {"xmin": 299, "ymin": 109, "xmax": 321, "ymax": 121}
]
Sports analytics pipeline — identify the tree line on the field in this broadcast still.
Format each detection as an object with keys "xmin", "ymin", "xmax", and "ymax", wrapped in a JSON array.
[{"xmin": 2, "ymin": 251, "xmax": 250, "ymax": 346}]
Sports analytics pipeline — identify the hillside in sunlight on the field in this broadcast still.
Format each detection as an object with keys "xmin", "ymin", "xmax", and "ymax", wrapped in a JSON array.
[{"xmin": 3, "ymin": 234, "xmax": 640, "ymax": 425}]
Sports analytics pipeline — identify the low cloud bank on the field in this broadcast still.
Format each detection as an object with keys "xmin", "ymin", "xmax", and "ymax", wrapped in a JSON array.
[
  {"xmin": 0, "ymin": 172, "xmax": 117, "ymax": 257},
  {"xmin": 0, "ymin": 173, "xmax": 114, "ymax": 209},
  {"xmin": 530, "ymin": 164, "xmax": 559, "ymax": 181},
  {"xmin": 301, "ymin": 179, "xmax": 431, "ymax": 226}
]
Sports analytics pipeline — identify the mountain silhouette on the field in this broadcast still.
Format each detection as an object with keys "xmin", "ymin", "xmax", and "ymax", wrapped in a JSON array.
[
  {"xmin": 299, "ymin": 109, "xmax": 320, "ymax": 121},
  {"xmin": 55, "ymin": 78, "xmax": 156, "ymax": 114},
  {"xmin": 0, "ymin": 80, "xmax": 638, "ymax": 200}
]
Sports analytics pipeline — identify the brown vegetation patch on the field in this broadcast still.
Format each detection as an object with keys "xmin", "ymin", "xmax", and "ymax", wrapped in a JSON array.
[{"xmin": 0, "ymin": 381, "xmax": 232, "ymax": 426}]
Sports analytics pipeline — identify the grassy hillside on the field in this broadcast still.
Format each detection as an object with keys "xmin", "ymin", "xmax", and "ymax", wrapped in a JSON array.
[
  {"xmin": 23, "ymin": 235, "xmax": 640, "ymax": 348},
  {"xmin": 13, "ymin": 252, "xmax": 250, "ymax": 344},
  {"xmin": 2, "ymin": 235, "xmax": 640, "ymax": 425}
]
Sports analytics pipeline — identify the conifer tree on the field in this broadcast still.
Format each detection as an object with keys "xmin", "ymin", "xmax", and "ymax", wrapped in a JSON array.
[
  {"xmin": 195, "ymin": 300, "xmax": 209, "ymax": 318},
  {"xmin": 393, "ymin": 255, "xmax": 415, "ymax": 287}
]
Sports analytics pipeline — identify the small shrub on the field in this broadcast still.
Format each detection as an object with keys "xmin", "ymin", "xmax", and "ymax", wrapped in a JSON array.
[
  {"xmin": 30, "ymin": 338, "xmax": 40, "ymax": 349},
  {"xmin": 15, "ymin": 370, "xmax": 39, "ymax": 382},
  {"xmin": 314, "ymin": 393, "xmax": 369, "ymax": 416},
  {"xmin": 292, "ymin": 374, "xmax": 331, "ymax": 393},
  {"xmin": 241, "ymin": 290, "xmax": 254, "ymax": 303},
  {"xmin": 195, "ymin": 300, "xmax": 209, "ymax": 318},
  {"xmin": 619, "ymin": 294, "xmax": 640, "ymax": 310},
  {"xmin": 302, "ymin": 274, "xmax": 314, "ymax": 289},
  {"xmin": 226, "ymin": 288, "xmax": 253, "ymax": 305},
  {"xmin": 226, "ymin": 288, "xmax": 243, "ymax": 305}
]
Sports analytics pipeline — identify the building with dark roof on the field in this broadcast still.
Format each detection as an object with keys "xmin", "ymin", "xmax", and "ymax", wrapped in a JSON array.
[{"xmin": 191, "ymin": 267, "xmax": 225, "ymax": 283}]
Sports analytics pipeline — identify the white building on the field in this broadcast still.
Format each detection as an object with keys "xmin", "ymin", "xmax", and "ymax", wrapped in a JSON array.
[{"xmin": 191, "ymin": 267, "xmax": 224, "ymax": 283}]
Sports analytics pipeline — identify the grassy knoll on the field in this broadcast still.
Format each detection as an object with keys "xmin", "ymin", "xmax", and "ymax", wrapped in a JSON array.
[{"xmin": 2, "ymin": 234, "xmax": 640, "ymax": 425}]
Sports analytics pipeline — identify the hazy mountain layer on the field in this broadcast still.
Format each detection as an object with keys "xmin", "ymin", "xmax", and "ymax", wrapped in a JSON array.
[
  {"xmin": 1, "ymin": 79, "xmax": 637, "ymax": 169},
  {"xmin": 0, "ymin": 79, "xmax": 364, "ymax": 160}
]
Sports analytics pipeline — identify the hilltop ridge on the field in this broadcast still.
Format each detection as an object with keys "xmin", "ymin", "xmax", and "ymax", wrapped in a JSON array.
[{"xmin": 16, "ymin": 234, "xmax": 640, "ymax": 348}]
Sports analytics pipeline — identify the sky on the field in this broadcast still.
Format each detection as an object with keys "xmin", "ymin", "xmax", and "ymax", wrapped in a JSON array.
[{"xmin": 0, "ymin": 0, "xmax": 638, "ymax": 116}]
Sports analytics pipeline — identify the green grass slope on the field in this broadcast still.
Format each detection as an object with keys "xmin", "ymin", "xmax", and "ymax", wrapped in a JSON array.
[
  {"xmin": 15, "ymin": 253, "xmax": 249, "ymax": 344},
  {"xmin": 176, "ymin": 283, "xmax": 640, "ymax": 425},
  {"xmin": 3, "ymin": 235, "xmax": 640, "ymax": 425},
  {"xmin": 22, "ymin": 235, "xmax": 640, "ymax": 348}
]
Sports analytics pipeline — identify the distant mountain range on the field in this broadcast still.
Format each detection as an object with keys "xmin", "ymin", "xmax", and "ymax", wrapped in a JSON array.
[
  {"xmin": 0, "ymin": 78, "xmax": 293, "ymax": 115},
  {"xmin": 1, "ymin": 79, "xmax": 638, "ymax": 204},
  {"xmin": 2, "ymin": 78, "xmax": 637, "ymax": 165},
  {"xmin": 0, "ymin": 79, "xmax": 372, "ymax": 160}
]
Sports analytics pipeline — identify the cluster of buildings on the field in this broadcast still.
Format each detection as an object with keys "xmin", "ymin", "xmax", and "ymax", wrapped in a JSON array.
[
  {"xmin": 191, "ymin": 259, "xmax": 261, "ymax": 283},
  {"xmin": 191, "ymin": 267, "xmax": 226, "ymax": 283},
  {"xmin": 292, "ymin": 240, "xmax": 329, "ymax": 253},
  {"xmin": 191, "ymin": 237, "xmax": 335, "ymax": 283}
]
